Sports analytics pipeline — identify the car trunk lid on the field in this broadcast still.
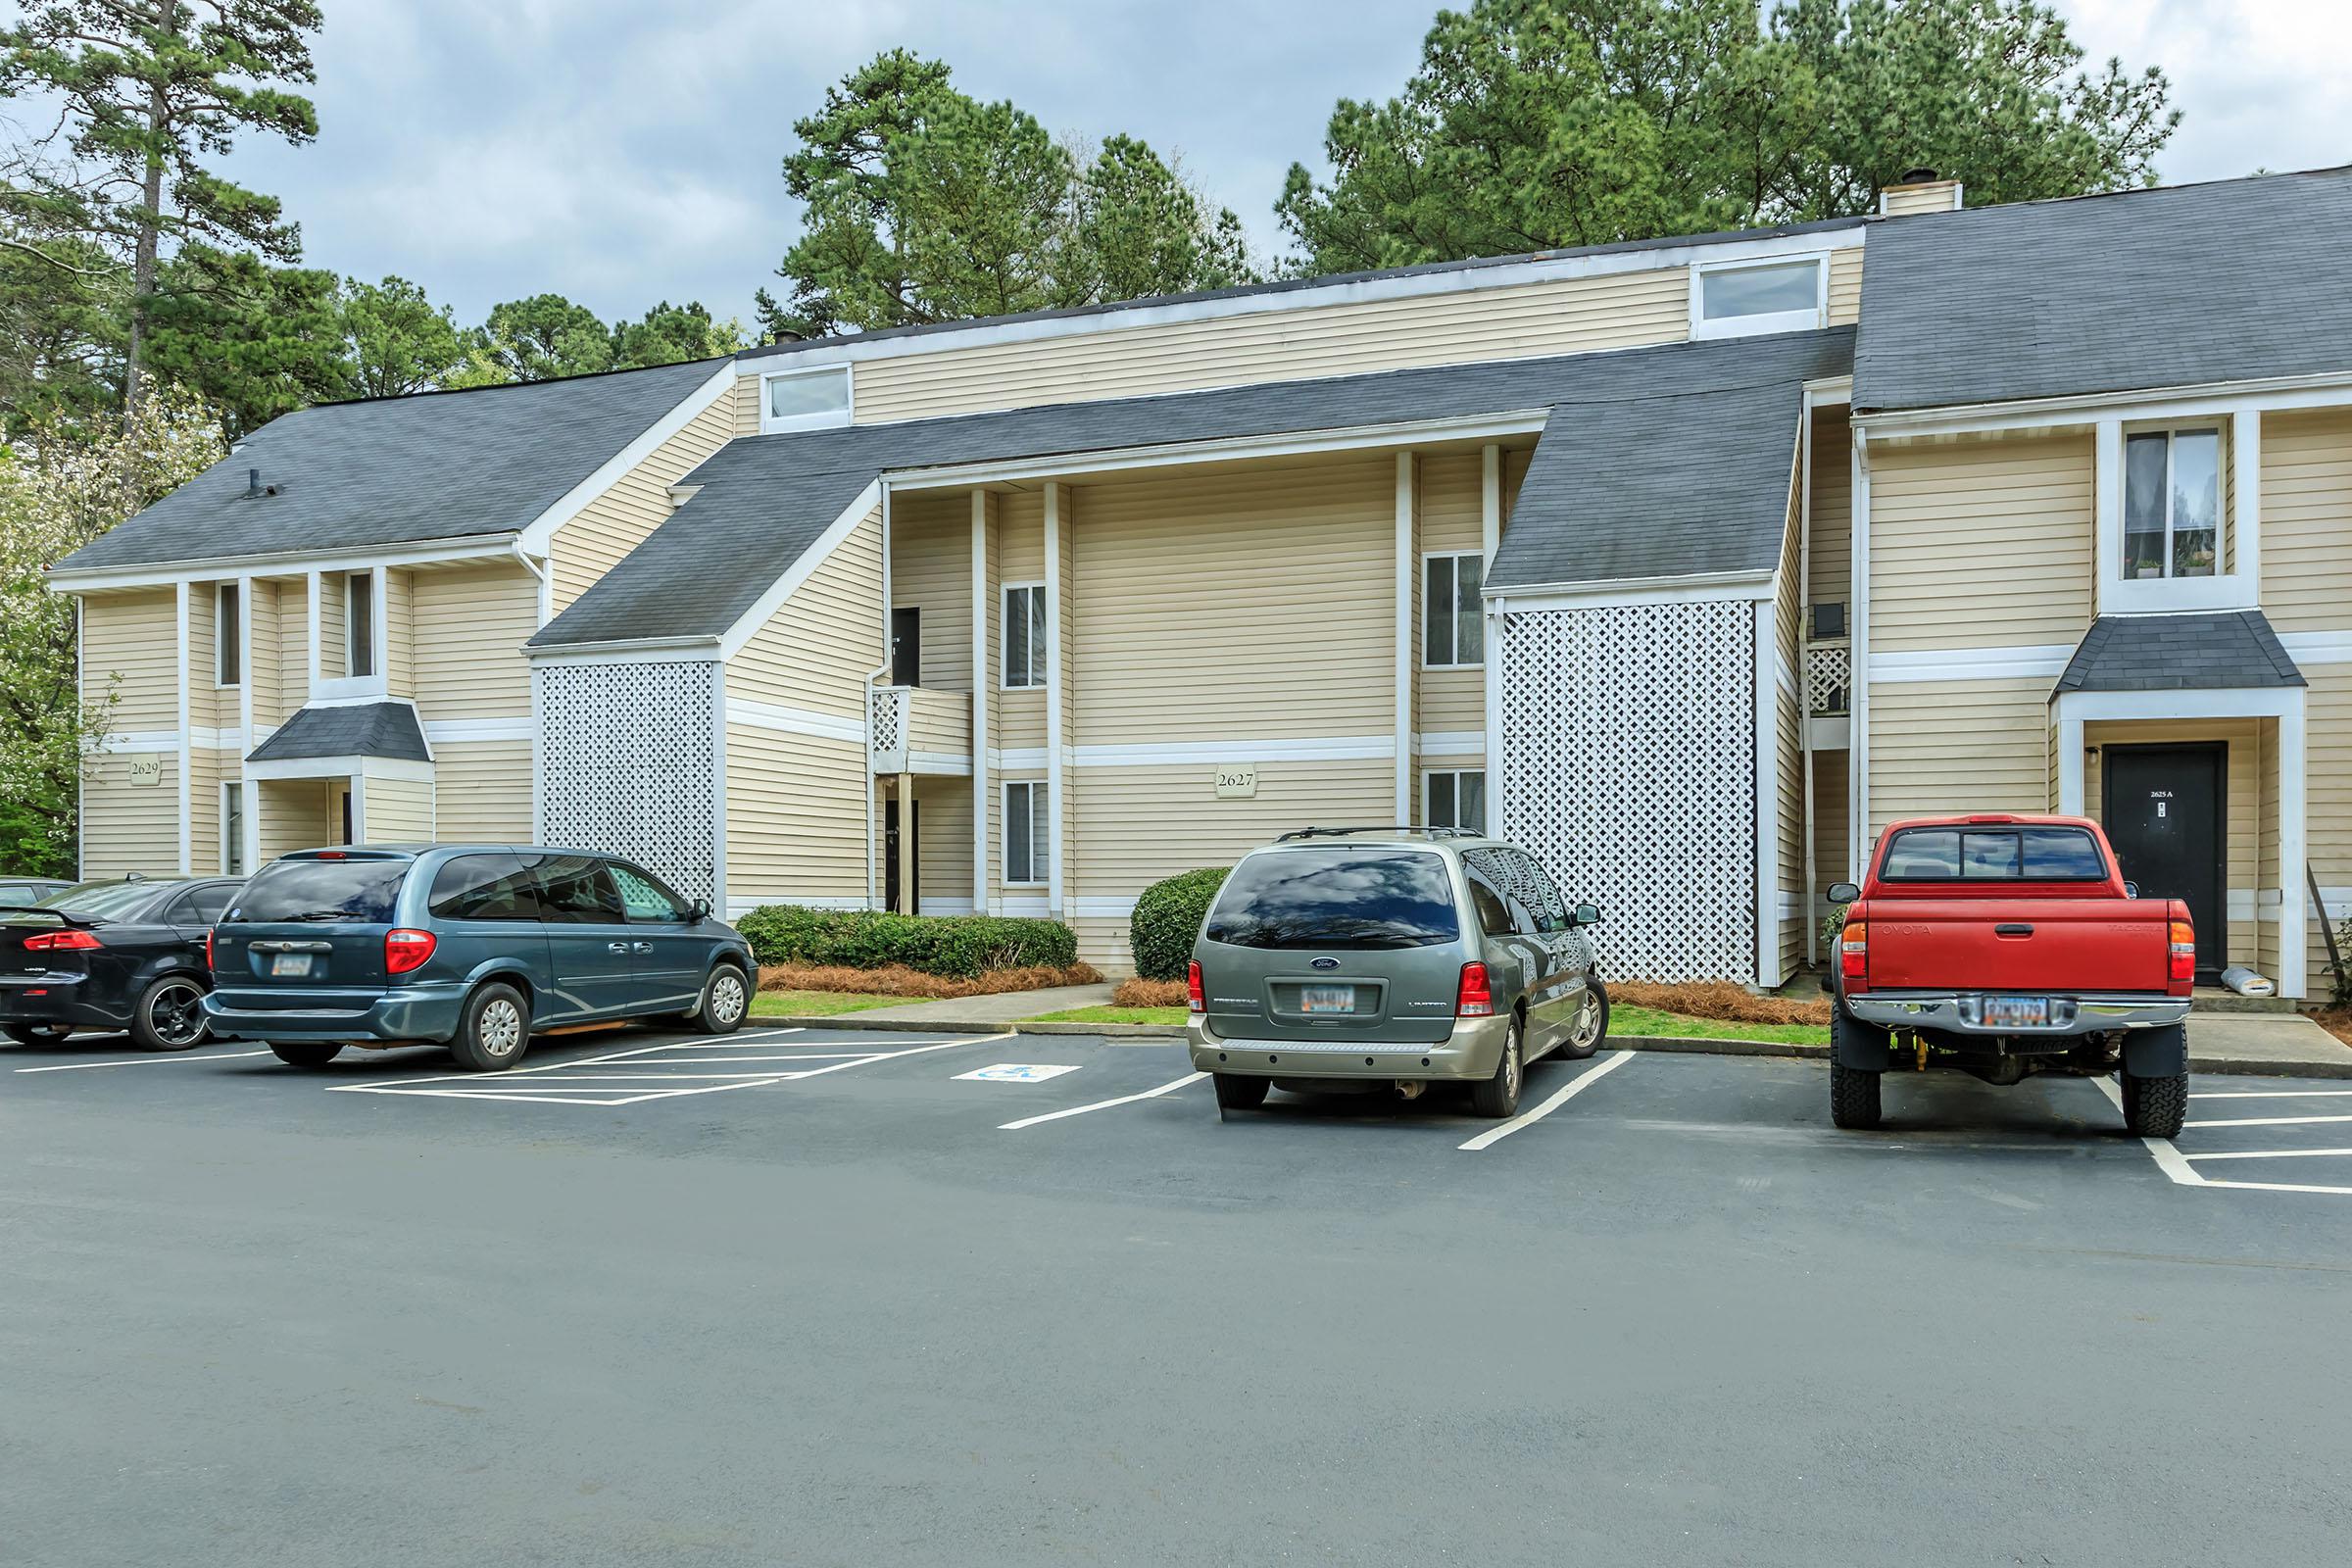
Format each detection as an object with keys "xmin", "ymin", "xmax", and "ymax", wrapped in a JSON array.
[
  {"xmin": 213, "ymin": 854, "xmax": 412, "ymax": 1002},
  {"xmin": 1861, "ymin": 897, "xmax": 2173, "ymax": 993}
]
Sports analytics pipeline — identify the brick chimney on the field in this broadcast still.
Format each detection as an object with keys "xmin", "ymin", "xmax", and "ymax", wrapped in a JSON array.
[{"xmin": 1879, "ymin": 168, "xmax": 1964, "ymax": 217}]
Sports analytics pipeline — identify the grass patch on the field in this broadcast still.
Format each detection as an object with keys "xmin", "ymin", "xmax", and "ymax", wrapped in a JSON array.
[
  {"xmin": 1612, "ymin": 1004, "xmax": 1828, "ymax": 1046},
  {"xmin": 752, "ymin": 990, "xmax": 916, "ymax": 1018},
  {"xmin": 1027, "ymin": 1004, "xmax": 1191, "ymax": 1027}
]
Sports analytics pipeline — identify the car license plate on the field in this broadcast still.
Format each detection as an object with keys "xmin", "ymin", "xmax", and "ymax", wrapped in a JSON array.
[
  {"xmin": 270, "ymin": 953, "xmax": 314, "ymax": 978},
  {"xmin": 1299, "ymin": 985, "xmax": 1355, "ymax": 1014},
  {"xmin": 1984, "ymin": 995, "xmax": 2048, "ymax": 1028}
]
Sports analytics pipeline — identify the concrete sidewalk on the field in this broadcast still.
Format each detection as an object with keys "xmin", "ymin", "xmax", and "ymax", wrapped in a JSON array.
[{"xmin": 762, "ymin": 991, "xmax": 2352, "ymax": 1077}]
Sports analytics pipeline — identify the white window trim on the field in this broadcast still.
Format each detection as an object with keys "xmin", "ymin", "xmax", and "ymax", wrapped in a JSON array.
[
  {"xmin": 1000, "ymin": 581, "xmax": 1046, "ymax": 691},
  {"xmin": 1690, "ymin": 254, "xmax": 1829, "ymax": 341},
  {"xmin": 220, "ymin": 779, "xmax": 245, "ymax": 875},
  {"xmin": 1422, "ymin": 767, "xmax": 1488, "ymax": 833},
  {"xmin": 1422, "ymin": 550, "xmax": 1488, "ymax": 669},
  {"xmin": 1002, "ymin": 779, "xmax": 1049, "ymax": 887},
  {"xmin": 758, "ymin": 365, "xmax": 854, "ymax": 434},
  {"xmin": 343, "ymin": 569, "xmax": 382, "ymax": 681},
  {"xmin": 2094, "ymin": 414, "xmax": 2258, "ymax": 615},
  {"xmin": 213, "ymin": 581, "xmax": 242, "ymax": 688}
]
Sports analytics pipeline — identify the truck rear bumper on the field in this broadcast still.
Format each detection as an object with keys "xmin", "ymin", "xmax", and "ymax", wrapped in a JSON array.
[{"xmin": 1845, "ymin": 993, "xmax": 2190, "ymax": 1039}]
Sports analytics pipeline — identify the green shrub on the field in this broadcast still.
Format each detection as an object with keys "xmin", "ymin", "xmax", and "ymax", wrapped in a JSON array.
[
  {"xmin": 1129, "ymin": 867, "xmax": 1231, "ymax": 981},
  {"xmin": 733, "ymin": 906, "xmax": 1077, "ymax": 979}
]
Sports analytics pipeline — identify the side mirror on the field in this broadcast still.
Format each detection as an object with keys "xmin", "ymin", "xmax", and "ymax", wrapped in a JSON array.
[
  {"xmin": 1827, "ymin": 883, "xmax": 1860, "ymax": 906},
  {"xmin": 2122, "ymin": 881, "xmax": 2138, "ymax": 900},
  {"xmin": 1572, "ymin": 903, "xmax": 1602, "ymax": 927},
  {"xmin": 688, "ymin": 897, "xmax": 712, "ymax": 923}
]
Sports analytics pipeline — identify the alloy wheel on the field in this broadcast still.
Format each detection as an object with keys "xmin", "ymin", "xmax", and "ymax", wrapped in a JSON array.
[
  {"xmin": 149, "ymin": 981, "xmax": 208, "ymax": 1048},
  {"xmin": 1570, "ymin": 993, "xmax": 1602, "ymax": 1052}
]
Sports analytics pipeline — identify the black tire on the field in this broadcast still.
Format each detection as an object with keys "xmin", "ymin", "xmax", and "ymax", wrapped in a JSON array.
[
  {"xmin": 1554, "ymin": 978, "xmax": 1610, "ymax": 1061},
  {"xmin": 448, "ymin": 982, "xmax": 530, "ymax": 1073},
  {"xmin": 1468, "ymin": 1016, "xmax": 1524, "ymax": 1119},
  {"xmin": 1830, "ymin": 1059, "xmax": 1883, "ymax": 1130},
  {"xmin": 128, "ymin": 973, "xmax": 211, "ymax": 1053},
  {"xmin": 1212, "ymin": 1072, "xmax": 1269, "ymax": 1110},
  {"xmin": 270, "ymin": 1041, "xmax": 344, "ymax": 1068},
  {"xmin": 3, "ymin": 1020, "xmax": 74, "ymax": 1046},
  {"xmin": 687, "ymin": 962, "xmax": 750, "ymax": 1035},
  {"xmin": 2121, "ymin": 1068, "xmax": 2189, "ymax": 1139}
]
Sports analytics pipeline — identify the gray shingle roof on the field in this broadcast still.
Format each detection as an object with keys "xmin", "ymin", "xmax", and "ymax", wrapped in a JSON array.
[
  {"xmin": 57, "ymin": 358, "xmax": 728, "ymax": 574},
  {"xmin": 533, "ymin": 327, "xmax": 1852, "ymax": 647},
  {"xmin": 1855, "ymin": 167, "xmax": 2352, "ymax": 413},
  {"xmin": 2053, "ymin": 611, "xmax": 2305, "ymax": 695},
  {"xmin": 246, "ymin": 702, "xmax": 431, "ymax": 762}
]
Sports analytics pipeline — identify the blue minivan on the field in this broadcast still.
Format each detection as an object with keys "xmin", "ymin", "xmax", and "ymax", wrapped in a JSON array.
[{"xmin": 204, "ymin": 846, "xmax": 756, "ymax": 1071}]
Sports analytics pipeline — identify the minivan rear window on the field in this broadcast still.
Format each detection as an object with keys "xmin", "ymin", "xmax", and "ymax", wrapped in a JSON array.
[
  {"xmin": 1880, "ymin": 826, "xmax": 2109, "ymax": 882},
  {"xmin": 229, "ymin": 858, "xmax": 410, "ymax": 923},
  {"xmin": 1204, "ymin": 848, "xmax": 1460, "ymax": 950}
]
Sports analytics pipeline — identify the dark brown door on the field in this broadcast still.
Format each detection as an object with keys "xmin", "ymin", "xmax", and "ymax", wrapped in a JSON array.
[
  {"xmin": 2102, "ymin": 742, "xmax": 2226, "ymax": 975},
  {"xmin": 891, "ymin": 608, "xmax": 921, "ymax": 688}
]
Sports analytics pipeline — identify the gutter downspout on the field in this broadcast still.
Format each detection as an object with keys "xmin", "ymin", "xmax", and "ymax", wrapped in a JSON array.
[
  {"xmin": 866, "ymin": 482, "xmax": 896, "ymax": 910},
  {"xmin": 1797, "ymin": 394, "xmax": 1818, "ymax": 968},
  {"xmin": 511, "ymin": 539, "xmax": 553, "ymax": 629}
]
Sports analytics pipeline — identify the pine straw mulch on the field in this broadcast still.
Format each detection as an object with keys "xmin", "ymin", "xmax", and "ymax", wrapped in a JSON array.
[
  {"xmin": 2314, "ymin": 1008, "xmax": 2352, "ymax": 1049},
  {"xmin": 758, "ymin": 961, "xmax": 1102, "ymax": 1000},
  {"xmin": 1611, "ymin": 979, "xmax": 1834, "ymax": 1027},
  {"xmin": 1112, "ymin": 977, "xmax": 1190, "ymax": 1008}
]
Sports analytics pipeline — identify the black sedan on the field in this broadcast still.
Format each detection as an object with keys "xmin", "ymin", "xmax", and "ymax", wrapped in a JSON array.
[{"xmin": 1, "ymin": 877, "xmax": 243, "ymax": 1051}]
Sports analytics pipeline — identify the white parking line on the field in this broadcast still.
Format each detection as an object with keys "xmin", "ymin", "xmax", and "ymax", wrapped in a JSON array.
[
  {"xmin": 999, "ymin": 1072, "xmax": 1206, "ymax": 1130},
  {"xmin": 2185, "ymin": 1113, "xmax": 2352, "ymax": 1130},
  {"xmin": 15, "ymin": 1049, "xmax": 276, "ymax": 1073},
  {"xmin": 1459, "ymin": 1050, "xmax": 1635, "ymax": 1152},
  {"xmin": 2095, "ymin": 1077, "xmax": 2352, "ymax": 1196},
  {"xmin": 2191, "ymin": 1088, "xmax": 2352, "ymax": 1100},
  {"xmin": 2181, "ymin": 1147, "xmax": 2352, "ymax": 1161}
]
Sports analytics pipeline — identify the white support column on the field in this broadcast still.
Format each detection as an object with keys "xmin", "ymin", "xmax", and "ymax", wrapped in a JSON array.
[
  {"xmin": 238, "ymin": 575, "xmax": 258, "ymax": 875},
  {"xmin": 347, "ymin": 773, "xmax": 366, "ymax": 846},
  {"xmin": 1484, "ymin": 597, "xmax": 1507, "ymax": 837},
  {"xmin": 970, "ymin": 490, "xmax": 990, "ymax": 914},
  {"xmin": 2232, "ymin": 407, "xmax": 2262, "ymax": 582},
  {"xmin": 174, "ymin": 581, "xmax": 191, "ymax": 874},
  {"xmin": 1479, "ymin": 443, "xmax": 1501, "ymax": 560},
  {"xmin": 896, "ymin": 772, "xmax": 917, "ymax": 914},
  {"xmin": 2279, "ymin": 700, "xmax": 2309, "ymax": 1000},
  {"xmin": 1847, "ymin": 429, "xmax": 1872, "ymax": 875},
  {"xmin": 1753, "ymin": 598, "xmax": 1780, "ymax": 988},
  {"xmin": 1043, "ymin": 481, "xmax": 1065, "ymax": 918},
  {"xmin": 1797, "ymin": 402, "xmax": 1818, "ymax": 967},
  {"xmin": 2092, "ymin": 417, "xmax": 2123, "ymax": 613},
  {"xmin": 306, "ymin": 568, "xmax": 322, "ymax": 691},
  {"xmin": 1395, "ymin": 451, "xmax": 1415, "ymax": 821},
  {"xmin": 2055, "ymin": 709, "xmax": 2086, "ymax": 814},
  {"xmin": 709, "ymin": 663, "xmax": 728, "ymax": 913},
  {"xmin": 370, "ymin": 567, "xmax": 390, "ymax": 684}
]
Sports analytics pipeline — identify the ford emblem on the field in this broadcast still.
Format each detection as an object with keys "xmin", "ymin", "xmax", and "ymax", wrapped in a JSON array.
[{"xmin": 1310, "ymin": 956, "xmax": 1340, "ymax": 970}]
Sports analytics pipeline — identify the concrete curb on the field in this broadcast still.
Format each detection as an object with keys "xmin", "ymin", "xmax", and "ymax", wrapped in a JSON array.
[{"xmin": 760, "ymin": 1013, "xmax": 2352, "ymax": 1078}]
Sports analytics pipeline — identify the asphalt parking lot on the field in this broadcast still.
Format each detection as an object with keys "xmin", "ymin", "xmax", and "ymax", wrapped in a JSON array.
[{"xmin": 7, "ymin": 1023, "xmax": 2352, "ymax": 1566}]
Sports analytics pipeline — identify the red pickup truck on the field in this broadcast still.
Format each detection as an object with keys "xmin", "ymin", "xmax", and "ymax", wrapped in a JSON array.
[{"xmin": 1828, "ymin": 813, "xmax": 2194, "ymax": 1137}]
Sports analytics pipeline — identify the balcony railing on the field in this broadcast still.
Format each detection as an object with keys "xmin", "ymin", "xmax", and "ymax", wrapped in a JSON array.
[
  {"xmin": 869, "ymin": 685, "xmax": 972, "ymax": 774},
  {"xmin": 1805, "ymin": 641, "xmax": 1851, "ymax": 718}
]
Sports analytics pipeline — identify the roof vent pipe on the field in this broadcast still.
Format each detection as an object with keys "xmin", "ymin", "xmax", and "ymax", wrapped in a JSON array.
[
  {"xmin": 246, "ymin": 467, "xmax": 262, "ymax": 497},
  {"xmin": 1898, "ymin": 166, "xmax": 1939, "ymax": 184}
]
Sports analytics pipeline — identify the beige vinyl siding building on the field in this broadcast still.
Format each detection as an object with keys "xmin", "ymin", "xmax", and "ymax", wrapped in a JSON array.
[{"xmin": 550, "ymin": 381, "xmax": 736, "ymax": 612}]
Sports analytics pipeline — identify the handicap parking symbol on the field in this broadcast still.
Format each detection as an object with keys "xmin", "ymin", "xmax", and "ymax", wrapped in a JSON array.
[{"xmin": 956, "ymin": 1062, "xmax": 1083, "ymax": 1084}]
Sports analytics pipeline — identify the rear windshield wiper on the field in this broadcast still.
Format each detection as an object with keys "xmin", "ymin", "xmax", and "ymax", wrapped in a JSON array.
[{"xmin": 268, "ymin": 910, "xmax": 369, "ymax": 923}]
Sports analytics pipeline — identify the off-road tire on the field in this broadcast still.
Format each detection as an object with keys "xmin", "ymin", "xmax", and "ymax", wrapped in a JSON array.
[
  {"xmin": 1829, "ymin": 1059, "xmax": 1883, "ymax": 1130},
  {"xmin": 3, "ymin": 1020, "xmax": 73, "ymax": 1046},
  {"xmin": 1212, "ymin": 1072, "xmax": 1269, "ymax": 1110},
  {"xmin": 269, "ymin": 1041, "xmax": 344, "ymax": 1068},
  {"xmin": 1555, "ymin": 978, "xmax": 1610, "ymax": 1061},
  {"xmin": 129, "ymin": 972, "xmax": 210, "ymax": 1052},
  {"xmin": 2121, "ymin": 1068, "xmax": 2189, "ymax": 1139},
  {"xmin": 448, "ymin": 982, "xmax": 530, "ymax": 1073},
  {"xmin": 1468, "ymin": 1016, "xmax": 1524, "ymax": 1119},
  {"xmin": 688, "ymin": 962, "xmax": 750, "ymax": 1035}
]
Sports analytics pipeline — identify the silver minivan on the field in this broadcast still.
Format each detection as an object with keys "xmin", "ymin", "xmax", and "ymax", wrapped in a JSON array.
[{"xmin": 1185, "ymin": 828, "xmax": 1608, "ymax": 1116}]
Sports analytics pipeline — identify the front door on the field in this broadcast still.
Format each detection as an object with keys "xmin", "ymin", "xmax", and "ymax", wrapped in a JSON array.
[
  {"xmin": 891, "ymin": 607, "xmax": 922, "ymax": 687},
  {"xmin": 2102, "ymin": 742, "xmax": 2226, "ymax": 975}
]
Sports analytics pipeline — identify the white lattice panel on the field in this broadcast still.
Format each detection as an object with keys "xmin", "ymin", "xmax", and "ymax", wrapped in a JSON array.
[
  {"xmin": 534, "ymin": 662, "xmax": 718, "ymax": 905},
  {"xmin": 870, "ymin": 687, "xmax": 906, "ymax": 755},
  {"xmin": 1805, "ymin": 642, "xmax": 1851, "ymax": 716},
  {"xmin": 1499, "ymin": 601, "xmax": 1756, "ymax": 983}
]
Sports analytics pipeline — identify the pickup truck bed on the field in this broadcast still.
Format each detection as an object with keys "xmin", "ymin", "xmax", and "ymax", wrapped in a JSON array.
[{"xmin": 1829, "ymin": 813, "xmax": 2192, "ymax": 1136}]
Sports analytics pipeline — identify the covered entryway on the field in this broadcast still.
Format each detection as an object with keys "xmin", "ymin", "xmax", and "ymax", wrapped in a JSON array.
[
  {"xmin": 245, "ymin": 700, "xmax": 436, "ymax": 857},
  {"xmin": 2101, "ymin": 742, "xmax": 2226, "ymax": 975}
]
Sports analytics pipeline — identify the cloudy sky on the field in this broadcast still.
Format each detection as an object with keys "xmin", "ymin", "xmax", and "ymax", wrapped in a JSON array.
[{"xmin": 194, "ymin": 0, "xmax": 2352, "ymax": 331}]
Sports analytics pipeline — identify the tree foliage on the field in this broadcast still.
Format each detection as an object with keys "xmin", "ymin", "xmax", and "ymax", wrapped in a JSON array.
[
  {"xmin": 0, "ymin": 387, "xmax": 223, "ymax": 875},
  {"xmin": 764, "ymin": 50, "xmax": 1256, "ymax": 337},
  {"xmin": 340, "ymin": 274, "xmax": 466, "ymax": 399},
  {"xmin": 1278, "ymin": 0, "xmax": 2180, "ymax": 271}
]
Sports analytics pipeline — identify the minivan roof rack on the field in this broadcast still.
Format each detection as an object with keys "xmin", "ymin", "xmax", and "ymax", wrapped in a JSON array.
[{"xmin": 1273, "ymin": 825, "xmax": 1478, "ymax": 843}]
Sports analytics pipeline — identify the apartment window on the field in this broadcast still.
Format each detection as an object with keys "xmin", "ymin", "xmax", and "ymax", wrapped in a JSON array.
[
  {"xmin": 760, "ymin": 366, "xmax": 852, "ymax": 431},
  {"xmin": 1002, "ymin": 583, "xmax": 1047, "ymax": 689},
  {"xmin": 1424, "ymin": 553, "xmax": 1486, "ymax": 667},
  {"xmin": 2124, "ymin": 427, "xmax": 2221, "ymax": 579},
  {"xmin": 1426, "ymin": 769, "xmax": 1487, "ymax": 834},
  {"xmin": 1693, "ymin": 256, "xmax": 1825, "ymax": 338},
  {"xmin": 1809, "ymin": 601, "xmax": 1848, "ymax": 640},
  {"xmin": 1004, "ymin": 780, "xmax": 1048, "ymax": 886},
  {"xmin": 221, "ymin": 782, "xmax": 245, "ymax": 876},
  {"xmin": 345, "ymin": 571, "xmax": 376, "ymax": 678},
  {"xmin": 214, "ymin": 582, "xmax": 241, "ymax": 686}
]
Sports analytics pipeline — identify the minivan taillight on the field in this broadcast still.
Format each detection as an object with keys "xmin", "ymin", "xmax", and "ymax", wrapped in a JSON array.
[
  {"xmin": 1186, "ymin": 960, "xmax": 1204, "ymax": 1014},
  {"xmin": 1839, "ymin": 920, "xmax": 1868, "ymax": 982},
  {"xmin": 2168, "ymin": 919, "xmax": 2195, "ymax": 983},
  {"xmin": 1456, "ymin": 961, "xmax": 1494, "ymax": 1017},
  {"xmin": 24, "ymin": 928, "xmax": 101, "ymax": 952},
  {"xmin": 385, "ymin": 928, "xmax": 436, "ymax": 975}
]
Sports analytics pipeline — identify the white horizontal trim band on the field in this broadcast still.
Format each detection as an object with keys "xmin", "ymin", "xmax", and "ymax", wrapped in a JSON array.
[
  {"xmin": 50, "ymin": 534, "xmax": 521, "ymax": 593},
  {"xmin": 724, "ymin": 696, "xmax": 865, "ymax": 745},
  {"xmin": 1070, "ymin": 896, "xmax": 1139, "ymax": 918},
  {"xmin": 1413, "ymin": 730, "xmax": 1486, "ymax": 758},
  {"xmin": 93, "ymin": 729, "xmax": 180, "ymax": 754},
  {"xmin": 989, "ymin": 748, "xmax": 1047, "ymax": 772},
  {"xmin": 905, "ymin": 750, "xmax": 974, "ymax": 775},
  {"xmin": 2278, "ymin": 630, "xmax": 2352, "ymax": 666},
  {"xmin": 1070, "ymin": 736, "xmax": 1397, "ymax": 766}
]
